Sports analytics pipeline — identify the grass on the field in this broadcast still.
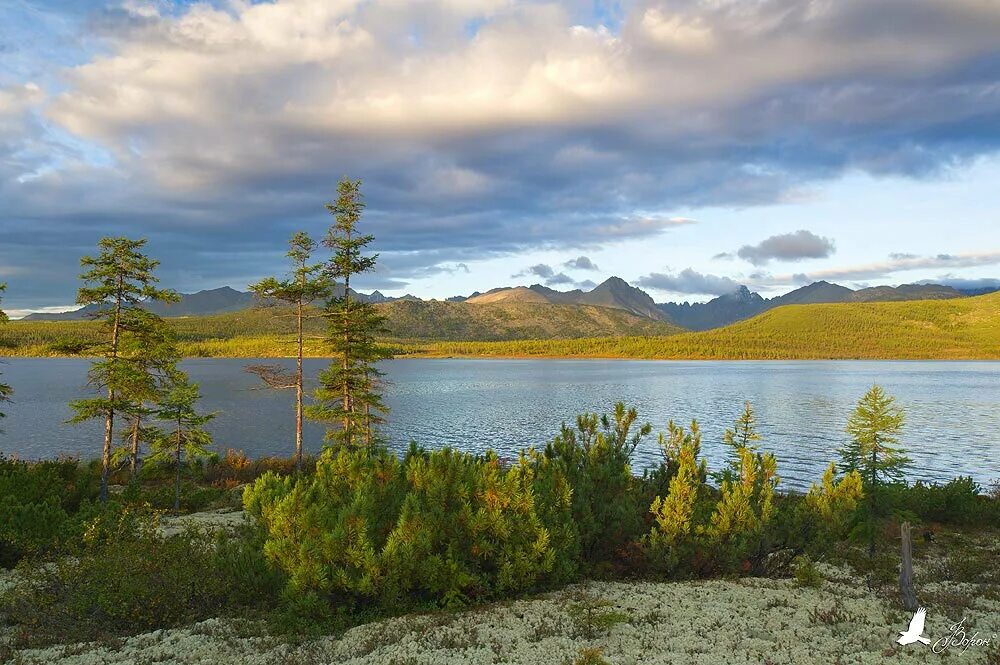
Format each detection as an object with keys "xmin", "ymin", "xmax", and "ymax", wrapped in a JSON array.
[{"xmin": 3, "ymin": 291, "xmax": 998, "ymax": 360}]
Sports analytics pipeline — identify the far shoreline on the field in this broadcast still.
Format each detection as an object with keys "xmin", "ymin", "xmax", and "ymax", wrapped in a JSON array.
[{"xmin": 4, "ymin": 352, "xmax": 1000, "ymax": 362}]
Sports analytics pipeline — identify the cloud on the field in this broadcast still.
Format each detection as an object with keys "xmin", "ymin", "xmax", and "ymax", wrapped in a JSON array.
[
  {"xmin": 737, "ymin": 230, "xmax": 836, "ymax": 266},
  {"xmin": 513, "ymin": 263, "xmax": 555, "ymax": 280},
  {"xmin": 546, "ymin": 272, "xmax": 576, "ymax": 285},
  {"xmin": 917, "ymin": 276, "xmax": 1000, "ymax": 291},
  {"xmin": 2, "ymin": 0, "xmax": 1000, "ymax": 307},
  {"xmin": 636, "ymin": 268, "xmax": 741, "ymax": 296},
  {"xmin": 564, "ymin": 256, "xmax": 599, "ymax": 271},
  {"xmin": 760, "ymin": 250, "xmax": 1000, "ymax": 286},
  {"xmin": 512, "ymin": 264, "xmax": 590, "ymax": 288},
  {"xmin": 712, "ymin": 252, "xmax": 734, "ymax": 260}
]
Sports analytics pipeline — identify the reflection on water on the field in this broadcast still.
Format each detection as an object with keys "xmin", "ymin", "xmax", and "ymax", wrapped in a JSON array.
[{"xmin": 2, "ymin": 358, "xmax": 998, "ymax": 490}]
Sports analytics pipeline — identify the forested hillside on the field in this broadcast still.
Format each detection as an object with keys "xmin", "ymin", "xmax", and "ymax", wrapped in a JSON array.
[
  {"xmin": 404, "ymin": 291, "xmax": 1000, "ymax": 360},
  {"xmin": 1, "ymin": 300, "xmax": 682, "ymax": 356}
]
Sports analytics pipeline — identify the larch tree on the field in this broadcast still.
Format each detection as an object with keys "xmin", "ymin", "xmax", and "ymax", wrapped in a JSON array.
[
  {"xmin": 248, "ymin": 231, "xmax": 329, "ymax": 471},
  {"xmin": 116, "ymin": 308, "xmax": 180, "ymax": 480},
  {"xmin": 69, "ymin": 237, "xmax": 179, "ymax": 501},
  {"xmin": 149, "ymin": 371, "xmax": 215, "ymax": 512},
  {"xmin": 306, "ymin": 178, "xmax": 392, "ymax": 450},
  {"xmin": 0, "ymin": 284, "xmax": 11, "ymax": 425},
  {"xmin": 715, "ymin": 401, "xmax": 763, "ymax": 485},
  {"xmin": 838, "ymin": 385, "xmax": 909, "ymax": 554}
]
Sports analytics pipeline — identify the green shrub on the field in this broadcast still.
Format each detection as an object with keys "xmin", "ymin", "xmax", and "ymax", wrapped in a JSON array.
[
  {"xmin": 543, "ymin": 403, "xmax": 652, "ymax": 565},
  {"xmin": 0, "ymin": 456, "xmax": 97, "ymax": 565},
  {"xmin": 2, "ymin": 505, "xmax": 283, "ymax": 647},
  {"xmin": 792, "ymin": 555, "xmax": 823, "ymax": 588},
  {"xmin": 883, "ymin": 477, "xmax": 997, "ymax": 526},
  {"xmin": 567, "ymin": 593, "xmax": 630, "ymax": 639},
  {"xmin": 646, "ymin": 423, "xmax": 707, "ymax": 575},
  {"xmin": 773, "ymin": 463, "xmax": 866, "ymax": 555},
  {"xmin": 247, "ymin": 444, "xmax": 566, "ymax": 609}
]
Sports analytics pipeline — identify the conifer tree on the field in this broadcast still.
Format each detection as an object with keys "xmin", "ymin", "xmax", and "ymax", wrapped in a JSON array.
[
  {"xmin": 0, "ymin": 284, "xmax": 11, "ymax": 425},
  {"xmin": 307, "ymin": 178, "xmax": 392, "ymax": 450},
  {"xmin": 838, "ymin": 385, "xmax": 908, "ymax": 554},
  {"xmin": 70, "ymin": 238, "xmax": 178, "ymax": 501},
  {"xmin": 715, "ymin": 401, "xmax": 762, "ymax": 485},
  {"xmin": 149, "ymin": 371, "xmax": 214, "ymax": 511},
  {"xmin": 116, "ymin": 309, "xmax": 179, "ymax": 479},
  {"xmin": 249, "ymin": 232, "xmax": 329, "ymax": 471}
]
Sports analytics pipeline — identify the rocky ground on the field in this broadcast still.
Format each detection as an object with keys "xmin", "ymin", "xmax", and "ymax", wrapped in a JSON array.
[{"xmin": 3, "ymin": 514, "xmax": 998, "ymax": 665}]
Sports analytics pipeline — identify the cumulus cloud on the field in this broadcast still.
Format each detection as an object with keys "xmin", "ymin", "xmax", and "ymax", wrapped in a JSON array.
[
  {"xmin": 564, "ymin": 256, "xmax": 600, "ymax": 271},
  {"xmin": 513, "ymin": 264, "xmax": 556, "ymax": 280},
  {"xmin": 636, "ymin": 268, "xmax": 741, "ymax": 295},
  {"xmin": 512, "ymin": 264, "xmax": 591, "ymax": 288},
  {"xmin": 2, "ymin": 0, "xmax": 1000, "ymax": 307},
  {"xmin": 546, "ymin": 272, "xmax": 577, "ymax": 286},
  {"xmin": 737, "ymin": 230, "xmax": 836, "ymax": 266}
]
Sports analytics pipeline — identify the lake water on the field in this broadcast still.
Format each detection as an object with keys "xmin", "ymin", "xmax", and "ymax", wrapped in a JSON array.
[{"xmin": 1, "ymin": 358, "xmax": 998, "ymax": 490}]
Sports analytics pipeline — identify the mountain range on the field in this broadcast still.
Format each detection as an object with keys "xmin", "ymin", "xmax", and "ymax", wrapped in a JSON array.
[
  {"xmin": 21, "ymin": 286, "xmax": 416, "ymax": 321},
  {"xmin": 658, "ymin": 281, "xmax": 971, "ymax": 330},
  {"xmin": 21, "ymin": 277, "xmax": 996, "ymax": 331}
]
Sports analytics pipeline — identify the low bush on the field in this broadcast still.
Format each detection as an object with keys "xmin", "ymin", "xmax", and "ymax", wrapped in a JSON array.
[
  {"xmin": 1, "ymin": 505, "xmax": 284, "ymax": 647},
  {"xmin": 881, "ymin": 476, "xmax": 999, "ymax": 526},
  {"xmin": 247, "ymin": 444, "xmax": 569, "ymax": 610},
  {"xmin": 542, "ymin": 403, "xmax": 652, "ymax": 566},
  {"xmin": 0, "ymin": 456, "xmax": 98, "ymax": 566}
]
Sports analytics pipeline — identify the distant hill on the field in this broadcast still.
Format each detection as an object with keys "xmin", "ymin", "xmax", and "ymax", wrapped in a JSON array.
[
  {"xmin": 378, "ymin": 300, "xmax": 681, "ymax": 340},
  {"xmin": 466, "ymin": 277, "xmax": 669, "ymax": 321},
  {"xmin": 656, "ymin": 281, "xmax": 967, "ymax": 331},
  {"xmin": 465, "ymin": 286, "xmax": 551, "ymax": 305},
  {"xmin": 20, "ymin": 285, "xmax": 401, "ymax": 321},
  {"xmin": 409, "ymin": 290, "xmax": 1000, "ymax": 360},
  {"xmin": 5, "ymin": 298, "xmax": 684, "ymax": 355}
]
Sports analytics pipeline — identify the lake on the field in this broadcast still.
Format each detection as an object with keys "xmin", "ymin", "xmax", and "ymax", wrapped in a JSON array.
[{"xmin": 1, "ymin": 358, "xmax": 998, "ymax": 490}]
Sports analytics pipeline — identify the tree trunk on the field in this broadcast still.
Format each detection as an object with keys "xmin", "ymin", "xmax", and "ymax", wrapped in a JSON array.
[
  {"xmin": 899, "ymin": 521, "xmax": 918, "ymax": 611},
  {"xmin": 174, "ymin": 425, "xmax": 182, "ymax": 513},
  {"xmin": 868, "ymin": 435, "xmax": 878, "ymax": 556},
  {"xmin": 364, "ymin": 400, "xmax": 371, "ymax": 449},
  {"xmin": 129, "ymin": 413, "xmax": 142, "ymax": 480},
  {"xmin": 100, "ymin": 276, "xmax": 125, "ymax": 503},
  {"xmin": 296, "ymin": 297, "xmax": 303, "ymax": 472},
  {"xmin": 342, "ymin": 268, "xmax": 351, "ymax": 449}
]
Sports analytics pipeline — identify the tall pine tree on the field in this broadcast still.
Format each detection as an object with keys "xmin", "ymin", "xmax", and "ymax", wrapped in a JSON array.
[
  {"xmin": 249, "ymin": 232, "xmax": 329, "ymax": 470},
  {"xmin": 0, "ymin": 284, "xmax": 11, "ymax": 425},
  {"xmin": 70, "ymin": 238, "xmax": 178, "ymax": 501},
  {"xmin": 307, "ymin": 178, "xmax": 391, "ymax": 450},
  {"xmin": 839, "ymin": 385, "xmax": 908, "ymax": 554}
]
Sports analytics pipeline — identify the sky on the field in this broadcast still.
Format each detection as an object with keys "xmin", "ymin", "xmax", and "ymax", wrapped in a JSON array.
[{"xmin": 1, "ymin": 0, "xmax": 999, "ymax": 318}]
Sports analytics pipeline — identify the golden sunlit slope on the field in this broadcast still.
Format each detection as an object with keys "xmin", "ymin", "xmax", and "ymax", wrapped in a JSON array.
[{"xmin": 402, "ymin": 291, "xmax": 1000, "ymax": 360}]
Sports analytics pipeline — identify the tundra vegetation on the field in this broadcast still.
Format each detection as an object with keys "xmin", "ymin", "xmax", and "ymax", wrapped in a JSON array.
[{"xmin": 1, "ymin": 391, "xmax": 998, "ymax": 656}]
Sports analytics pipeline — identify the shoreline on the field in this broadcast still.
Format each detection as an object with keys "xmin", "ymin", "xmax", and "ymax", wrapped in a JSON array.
[{"xmin": 4, "ymin": 351, "xmax": 1000, "ymax": 361}]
